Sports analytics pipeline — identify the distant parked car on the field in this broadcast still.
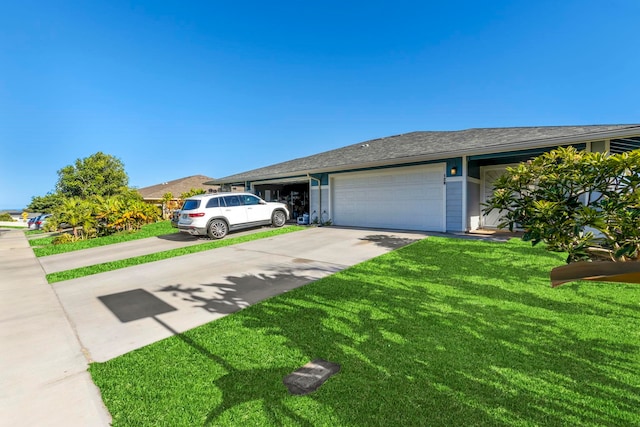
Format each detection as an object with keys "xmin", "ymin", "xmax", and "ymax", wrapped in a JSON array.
[
  {"xmin": 35, "ymin": 214, "xmax": 52, "ymax": 230},
  {"xmin": 28, "ymin": 214, "xmax": 48, "ymax": 230},
  {"xmin": 27, "ymin": 216, "xmax": 39, "ymax": 229},
  {"xmin": 177, "ymin": 192, "xmax": 289, "ymax": 239}
]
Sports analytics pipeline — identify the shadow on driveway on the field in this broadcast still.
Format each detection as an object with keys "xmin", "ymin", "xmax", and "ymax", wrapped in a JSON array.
[{"xmin": 359, "ymin": 234, "xmax": 421, "ymax": 249}]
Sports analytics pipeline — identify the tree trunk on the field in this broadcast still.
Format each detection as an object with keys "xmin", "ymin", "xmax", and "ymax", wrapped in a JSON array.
[{"xmin": 550, "ymin": 261, "xmax": 640, "ymax": 287}]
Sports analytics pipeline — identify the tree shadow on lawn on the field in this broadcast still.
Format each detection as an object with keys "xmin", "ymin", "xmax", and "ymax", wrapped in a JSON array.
[
  {"xmin": 191, "ymin": 237, "xmax": 640, "ymax": 426},
  {"xmin": 96, "ymin": 236, "xmax": 640, "ymax": 426},
  {"xmin": 98, "ymin": 267, "xmax": 340, "ymax": 426},
  {"xmin": 150, "ymin": 316, "xmax": 315, "ymax": 427}
]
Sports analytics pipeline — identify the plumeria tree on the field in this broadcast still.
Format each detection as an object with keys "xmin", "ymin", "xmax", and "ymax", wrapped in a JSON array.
[{"xmin": 483, "ymin": 146, "xmax": 640, "ymax": 263}]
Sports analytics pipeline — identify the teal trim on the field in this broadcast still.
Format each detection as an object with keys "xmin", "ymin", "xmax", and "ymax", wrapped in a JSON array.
[
  {"xmin": 446, "ymin": 158, "xmax": 462, "ymax": 177},
  {"xmin": 242, "ymin": 175, "xmax": 311, "ymax": 188},
  {"xmin": 309, "ymin": 173, "xmax": 329, "ymax": 187},
  {"xmin": 467, "ymin": 163, "xmax": 481, "ymax": 179},
  {"xmin": 466, "ymin": 143, "xmax": 588, "ymax": 179},
  {"xmin": 468, "ymin": 143, "xmax": 587, "ymax": 161}
]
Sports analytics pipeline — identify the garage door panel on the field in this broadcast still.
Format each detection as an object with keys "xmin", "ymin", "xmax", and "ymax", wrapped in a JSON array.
[{"xmin": 331, "ymin": 164, "xmax": 445, "ymax": 231}]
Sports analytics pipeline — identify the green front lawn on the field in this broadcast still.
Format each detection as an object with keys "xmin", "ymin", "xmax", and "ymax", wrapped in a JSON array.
[
  {"xmin": 90, "ymin": 237, "xmax": 640, "ymax": 426},
  {"xmin": 30, "ymin": 221, "xmax": 177, "ymax": 256}
]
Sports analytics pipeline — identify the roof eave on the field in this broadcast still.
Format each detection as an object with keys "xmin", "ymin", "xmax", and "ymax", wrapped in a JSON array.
[
  {"xmin": 209, "ymin": 125, "xmax": 640, "ymax": 185},
  {"xmin": 295, "ymin": 126, "xmax": 640, "ymax": 175}
]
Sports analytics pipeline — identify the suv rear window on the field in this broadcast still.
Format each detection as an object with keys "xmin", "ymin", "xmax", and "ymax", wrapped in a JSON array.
[{"xmin": 182, "ymin": 200, "xmax": 201, "ymax": 210}]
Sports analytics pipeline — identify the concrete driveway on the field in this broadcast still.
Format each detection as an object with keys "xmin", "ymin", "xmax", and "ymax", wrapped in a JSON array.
[
  {"xmin": 51, "ymin": 226, "xmax": 428, "ymax": 362},
  {"xmin": 38, "ymin": 230, "xmax": 209, "ymax": 274}
]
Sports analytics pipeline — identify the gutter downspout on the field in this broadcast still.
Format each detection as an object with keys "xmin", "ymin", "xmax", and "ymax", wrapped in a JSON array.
[
  {"xmin": 462, "ymin": 155, "xmax": 468, "ymax": 232},
  {"xmin": 308, "ymin": 173, "xmax": 322, "ymax": 225}
]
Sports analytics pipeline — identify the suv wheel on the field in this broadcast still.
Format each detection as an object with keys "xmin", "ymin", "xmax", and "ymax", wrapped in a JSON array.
[
  {"xmin": 207, "ymin": 219, "xmax": 228, "ymax": 239},
  {"xmin": 271, "ymin": 210, "xmax": 286, "ymax": 228}
]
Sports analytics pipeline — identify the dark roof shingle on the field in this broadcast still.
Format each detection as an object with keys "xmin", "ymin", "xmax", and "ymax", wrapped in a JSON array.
[{"xmin": 210, "ymin": 124, "xmax": 640, "ymax": 184}]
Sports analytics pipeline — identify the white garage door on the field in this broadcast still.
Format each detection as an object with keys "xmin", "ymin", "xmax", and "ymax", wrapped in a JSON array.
[{"xmin": 331, "ymin": 164, "xmax": 446, "ymax": 231}]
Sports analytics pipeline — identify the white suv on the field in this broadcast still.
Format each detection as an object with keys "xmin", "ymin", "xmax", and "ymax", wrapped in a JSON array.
[{"xmin": 177, "ymin": 193, "xmax": 289, "ymax": 239}]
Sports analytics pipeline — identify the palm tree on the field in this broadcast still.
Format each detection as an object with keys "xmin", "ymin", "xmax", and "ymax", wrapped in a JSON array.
[
  {"xmin": 55, "ymin": 197, "xmax": 93, "ymax": 239},
  {"xmin": 93, "ymin": 195, "xmax": 122, "ymax": 234}
]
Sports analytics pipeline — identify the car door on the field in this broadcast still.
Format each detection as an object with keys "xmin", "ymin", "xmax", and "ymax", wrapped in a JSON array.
[
  {"xmin": 221, "ymin": 195, "xmax": 248, "ymax": 226},
  {"xmin": 242, "ymin": 194, "xmax": 271, "ymax": 223}
]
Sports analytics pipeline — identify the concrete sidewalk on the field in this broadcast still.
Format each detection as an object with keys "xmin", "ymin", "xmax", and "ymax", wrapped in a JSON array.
[
  {"xmin": 0, "ymin": 221, "xmax": 27, "ymax": 228},
  {"xmin": 0, "ymin": 229, "xmax": 111, "ymax": 426},
  {"xmin": 38, "ymin": 229, "xmax": 210, "ymax": 274},
  {"xmin": 38, "ymin": 225, "xmax": 278, "ymax": 275}
]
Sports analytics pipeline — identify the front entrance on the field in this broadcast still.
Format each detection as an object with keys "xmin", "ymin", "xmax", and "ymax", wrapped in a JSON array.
[{"xmin": 481, "ymin": 165, "xmax": 512, "ymax": 228}]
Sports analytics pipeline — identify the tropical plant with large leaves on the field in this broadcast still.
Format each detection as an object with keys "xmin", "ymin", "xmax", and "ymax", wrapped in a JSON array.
[
  {"xmin": 116, "ymin": 197, "xmax": 150, "ymax": 231},
  {"xmin": 92, "ymin": 193, "xmax": 159, "ymax": 234},
  {"xmin": 161, "ymin": 192, "xmax": 176, "ymax": 220},
  {"xmin": 483, "ymin": 146, "xmax": 640, "ymax": 263},
  {"xmin": 92, "ymin": 195, "xmax": 124, "ymax": 235},
  {"xmin": 52, "ymin": 197, "xmax": 96, "ymax": 239}
]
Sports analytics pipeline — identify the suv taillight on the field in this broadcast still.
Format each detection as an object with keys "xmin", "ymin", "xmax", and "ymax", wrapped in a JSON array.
[{"xmin": 188, "ymin": 213, "xmax": 205, "ymax": 217}]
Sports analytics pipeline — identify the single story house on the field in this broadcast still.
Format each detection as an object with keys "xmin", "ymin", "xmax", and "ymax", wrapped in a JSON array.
[
  {"xmin": 205, "ymin": 125, "xmax": 640, "ymax": 233},
  {"xmin": 138, "ymin": 174, "xmax": 244, "ymax": 217},
  {"xmin": 137, "ymin": 175, "xmax": 245, "ymax": 203}
]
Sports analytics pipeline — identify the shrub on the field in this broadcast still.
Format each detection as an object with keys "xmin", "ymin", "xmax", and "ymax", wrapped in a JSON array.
[
  {"xmin": 52, "ymin": 233, "xmax": 79, "ymax": 245},
  {"xmin": 484, "ymin": 146, "xmax": 640, "ymax": 263}
]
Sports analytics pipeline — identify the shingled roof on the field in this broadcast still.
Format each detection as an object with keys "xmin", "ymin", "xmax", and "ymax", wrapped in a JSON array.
[
  {"xmin": 137, "ymin": 175, "xmax": 218, "ymax": 200},
  {"xmin": 208, "ymin": 124, "xmax": 640, "ymax": 184}
]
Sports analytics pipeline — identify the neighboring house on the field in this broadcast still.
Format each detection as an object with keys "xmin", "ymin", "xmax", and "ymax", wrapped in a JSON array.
[
  {"xmin": 205, "ymin": 125, "xmax": 640, "ymax": 232},
  {"xmin": 137, "ymin": 175, "xmax": 219, "ymax": 204},
  {"xmin": 137, "ymin": 175, "xmax": 244, "ymax": 213}
]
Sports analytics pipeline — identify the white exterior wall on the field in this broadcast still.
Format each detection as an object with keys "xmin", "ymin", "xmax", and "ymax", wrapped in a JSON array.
[{"xmin": 309, "ymin": 185, "xmax": 330, "ymax": 224}]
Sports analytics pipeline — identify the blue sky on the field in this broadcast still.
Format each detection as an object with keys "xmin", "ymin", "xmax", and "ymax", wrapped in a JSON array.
[{"xmin": 1, "ymin": 0, "xmax": 639, "ymax": 209}]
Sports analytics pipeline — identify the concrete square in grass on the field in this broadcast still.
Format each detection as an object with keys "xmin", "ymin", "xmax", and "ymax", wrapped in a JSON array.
[{"xmin": 283, "ymin": 359, "xmax": 340, "ymax": 395}]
